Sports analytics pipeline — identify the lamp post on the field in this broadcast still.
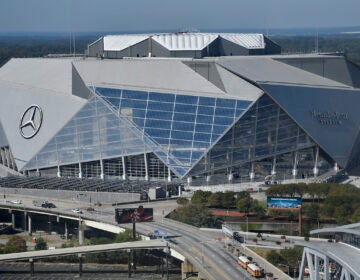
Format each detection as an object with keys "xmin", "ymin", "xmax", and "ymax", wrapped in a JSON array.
[
  {"xmin": 127, "ymin": 249, "xmax": 132, "ymax": 278},
  {"xmin": 201, "ymin": 242, "xmax": 204, "ymax": 265},
  {"xmin": 200, "ymin": 241, "xmax": 207, "ymax": 266},
  {"xmin": 163, "ymin": 244, "xmax": 170, "ymax": 280},
  {"xmin": 245, "ymin": 215, "xmax": 248, "ymax": 243}
]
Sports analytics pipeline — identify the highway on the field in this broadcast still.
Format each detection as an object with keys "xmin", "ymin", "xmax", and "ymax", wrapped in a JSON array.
[
  {"xmin": 137, "ymin": 219, "xmax": 252, "ymax": 280},
  {"xmin": 0, "ymin": 193, "xmax": 252, "ymax": 280}
]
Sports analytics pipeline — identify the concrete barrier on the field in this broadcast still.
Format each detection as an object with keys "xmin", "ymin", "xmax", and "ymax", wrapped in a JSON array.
[
  {"xmin": 1, "ymin": 187, "xmax": 141, "ymax": 205},
  {"xmin": 241, "ymin": 245, "xmax": 292, "ymax": 280}
]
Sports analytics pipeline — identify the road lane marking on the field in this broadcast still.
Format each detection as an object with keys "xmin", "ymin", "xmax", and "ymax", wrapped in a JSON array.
[{"xmin": 191, "ymin": 246, "xmax": 232, "ymax": 280}]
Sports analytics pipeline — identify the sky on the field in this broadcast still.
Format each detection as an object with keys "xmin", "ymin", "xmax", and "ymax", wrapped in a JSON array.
[{"xmin": 0, "ymin": 0, "xmax": 360, "ymax": 33}]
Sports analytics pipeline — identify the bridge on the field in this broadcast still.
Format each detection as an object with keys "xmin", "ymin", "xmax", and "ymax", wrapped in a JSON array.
[
  {"xmin": 0, "ymin": 239, "xmax": 167, "ymax": 262},
  {"xmin": 0, "ymin": 195, "xmax": 251, "ymax": 280},
  {"xmin": 0, "ymin": 239, "xmax": 167, "ymax": 277},
  {"xmin": 297, "ymin": 224, "xmax": 360, "ymax": 280}
]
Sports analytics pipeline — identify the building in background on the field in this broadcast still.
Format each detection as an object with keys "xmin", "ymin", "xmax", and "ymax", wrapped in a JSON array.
[
  {"xmin": 0, "ymin": 32, "xmax": 360, "ymax": 186},
  {"xmin": 86, "ymin": 32, "xmax": 281, "ymax": 58}
]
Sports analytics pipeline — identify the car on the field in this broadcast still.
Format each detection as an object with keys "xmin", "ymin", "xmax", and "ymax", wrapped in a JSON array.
[
  {"xmin": 85, "ymin": 207, "xmax": 95, "ymax": 212},
  {"xmin": 42, "ymin": 202, "xmax": 56, "ymax": 208},
  {"xmin": 10, "ymin": 200, "xmax": 22, "ymax": 204},
  {"xmin": 71, "ymin": 208, "xmax": 83, "ymax": 214}
]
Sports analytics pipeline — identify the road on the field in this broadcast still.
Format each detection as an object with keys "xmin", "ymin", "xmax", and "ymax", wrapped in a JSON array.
[
  {"xmin": 137, "ymin": 219, "xmax": 252, "ymax": 280},
  {"xmin": 1, "ymin": 193, "xmax": 252, "ymax": 280}
]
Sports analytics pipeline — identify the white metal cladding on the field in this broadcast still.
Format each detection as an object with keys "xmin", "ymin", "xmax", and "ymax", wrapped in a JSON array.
[
  {"xmin": 220, "ymin": 33, "xmax": 265, "ymax": 49},
  {"xmin": 152, "ymin": 33, "xmax": 218, "ymax": 51},
  {"xmin": 103, "ymin": 35, "xmax": 149, "ymax": 51},
  {"xmin": 73, "ymin": 59, "xmax": 229, "ymax": 98},
  {"xmin": 0, "ymin": 58, "xmax": 74, "ymax": 96},
  {"xmin": 100, "ymin": 33, "xmax": 268, "ymax": 52}
]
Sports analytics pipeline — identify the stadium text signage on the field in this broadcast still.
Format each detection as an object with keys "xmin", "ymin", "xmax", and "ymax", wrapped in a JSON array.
[
  {"xmin": 310, "ymin": 110, "xmax": 348, "ymax": 126},
  {"xmin": 19, "ymin": 105, "xmax": 43, "ymax": 139}
]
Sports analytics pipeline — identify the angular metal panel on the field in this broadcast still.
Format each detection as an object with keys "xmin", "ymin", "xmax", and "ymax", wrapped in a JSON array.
[
  {"xmin": 261, "ymin": 83, "xmax": 360, "ymax": 167},
  {"xmin": 0, "ymin": 83, "xmax": 86, "ymax": 171},
  {"xmin": 0, "ymin": 121, "xmax": 9, "ymax": 148},
  {"xmin": 23, "ymin": 95, "xmax": 151, "ymax": 171}
]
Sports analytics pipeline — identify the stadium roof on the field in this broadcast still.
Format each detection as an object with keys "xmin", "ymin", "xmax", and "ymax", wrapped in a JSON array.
[
  {"xmin": 103, "ymin": 34, "xmax": 149, "ymax": 51},
  {"xmin": 217, "ymin": 56, "xmax": 351, "ymax": 88},
  {"xmin": 0, "ymin": 58, "xmax": 74, "ymax": 96},
  {"xmin": 152, "ymin": 33, "xmax": 218, "ymax": 51},
  {"xmin": 73, "ymin": 58, "xmax": 232, "ymax": 98},
  {"xmin": 220, "ymin": 33, "xmax": 265, "ymax": 49},
  {"xmin": 98, "ymin": 33, "xmax": 267, "ymax": 52}
]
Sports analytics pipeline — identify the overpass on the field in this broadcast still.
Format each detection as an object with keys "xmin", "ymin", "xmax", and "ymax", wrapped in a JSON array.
[
  {"xmin": 0, "ymin": 198, "xmax": 253, "ymax": 280},
  {"xmin": 0, "ymin": 239, "xmax": 167, "ymax": 277},
  {"xmin": 0, "ymin": 239, "xmax": 167, "ymax": 261},
  {"xmin": 297, "ymin": 224, "xmax": 360, "ymax": 280}
]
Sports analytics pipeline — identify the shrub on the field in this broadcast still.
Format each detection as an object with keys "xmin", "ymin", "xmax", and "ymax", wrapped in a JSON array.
[
  {"xmin": 176, "ymin": 197, "xmax": 189, "ymax": 205},
  {"xmin": 35, "ymin": 237, "xmax": 47, "ymax": 250},
  {"xmin": 3, "ymin": 236, "xmax": 27, "ymax": 253}
]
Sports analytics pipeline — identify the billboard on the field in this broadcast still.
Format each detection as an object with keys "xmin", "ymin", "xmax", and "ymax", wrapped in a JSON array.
[
  {"xmin": 267, "ymin": 197, "xmax": 302, "ymax": 210},
  {"xmin": 115, "ymin": 206, "xmax": 153, "ymax": 223}
]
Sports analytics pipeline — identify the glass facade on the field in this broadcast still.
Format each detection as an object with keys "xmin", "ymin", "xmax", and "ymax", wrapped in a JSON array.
[
  {"xmin": 0, "ymin": 146, "xmax": 17, "ymax": 171},
  {"xmin": 23, "ymin": 88, "xmax": 334, "ymax": 182},
  {"xmin": 24, "ymin": 94, "xmax": 151, "ymax": 171},
  {"xmin": 189, "ymin": 95, "xmax": 317, "ymax": 177},
  {"xmin": 95, "ymin": 87, "xmax": 251, "ymax": 177}
]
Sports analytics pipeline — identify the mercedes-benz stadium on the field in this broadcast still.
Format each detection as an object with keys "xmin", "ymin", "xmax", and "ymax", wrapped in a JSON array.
[{"xmin": 1, "ymin": 32, "xmax": 360, "ymax": 186}]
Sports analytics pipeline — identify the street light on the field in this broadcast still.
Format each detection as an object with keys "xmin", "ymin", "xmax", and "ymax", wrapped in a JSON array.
[
  {"xmin": 245, "ymin": 215, "xmax": 248, "ymax": 243},
  {"xmin": 163, "ymin": 244, "xmax": 170, "ymax": 280},
  {"xmin": 200, "ymin": 241, "xmax": 207, "ymax": 266}
]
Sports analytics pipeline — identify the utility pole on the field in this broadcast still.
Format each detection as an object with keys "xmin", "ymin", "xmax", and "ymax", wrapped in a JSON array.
[{"xmin": 132, "ymin": 217, "xmax": 136, "ymax": 271}]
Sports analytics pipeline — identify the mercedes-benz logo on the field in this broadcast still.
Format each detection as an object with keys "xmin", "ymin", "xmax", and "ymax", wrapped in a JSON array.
[{"xmin": 19, "ymin": 105, "xmax": 43, "ymax": 139}]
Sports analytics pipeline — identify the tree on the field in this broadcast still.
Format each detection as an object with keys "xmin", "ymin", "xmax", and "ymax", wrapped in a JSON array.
[
  {"xmin": 207, "ymin": 192, "xmax": 223, "ymax": 208},
  {"xmin": 279, "ymin": 246, "xmax": 303, "ymax": 271},
  {"xmin": 191, "ymin": 190, "xmax": 212, "ymax": 204},
  {"xmin": 333, "ymin": 205, "xmax": 353, "ymax": 224},
  {"xmin": 352, "ymin": 208, "xmax": 360, "ymax": 223},
  {"xmin": 252, "ymin": 200, "xmax": 266, "ymax": 217},
  {"xmin": 303, "ymin": 204, "xmax": 320, "ymax": 221},
  {"xmin": 115, "ymin": 229, "xmax": 140, "ymax": 243},
  {"xmin": 35, "ymin": 237, "xmax": 47, "ymax": 250},
  {"xmin": 176, "ymin": 197, "xmax": 189, "ymax": 205},
  {"xmin": 3, "ymin": 236, "xmax": 27, "ymax": 253},
  {"xmin": 236, "ymin": 196, "xmax": 253, "ymax": 213},
  {"xmin": 266, "ymin": 250, "xmax": 285, "ymax": 265},
  {"xmin": 168, "ymin": 203, "xmax": 214, "ymax": 227},
  {"xmin": 221, "ymin": 191, "xmax": 236, "ymax": 209}
]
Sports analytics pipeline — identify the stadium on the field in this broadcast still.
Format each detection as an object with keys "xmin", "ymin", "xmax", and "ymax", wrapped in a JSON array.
[{"xmin": 1, "ymin": 32, "xmax": 360, "ymax": 187}]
